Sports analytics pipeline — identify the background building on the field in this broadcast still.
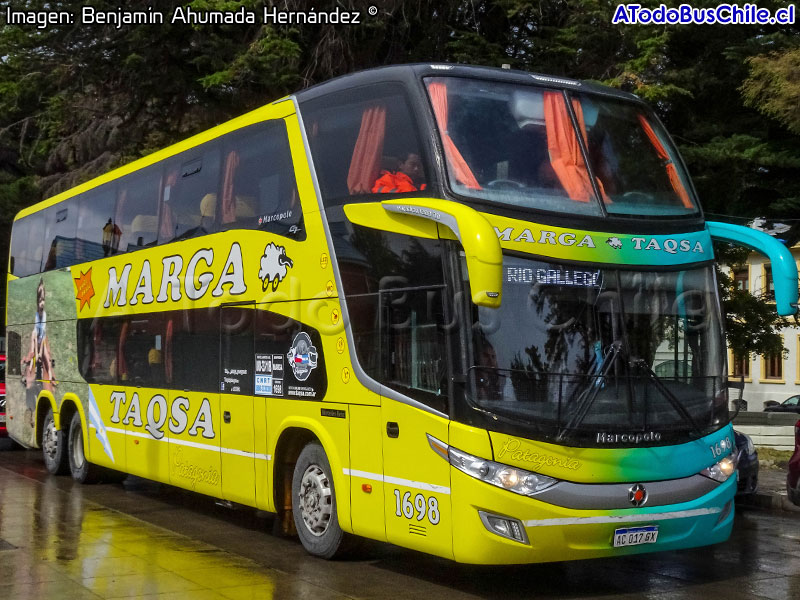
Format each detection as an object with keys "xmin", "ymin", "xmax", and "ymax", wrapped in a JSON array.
[{"xmin": 725, "ymin": 239, "xmax": 800, "ymax": 410}]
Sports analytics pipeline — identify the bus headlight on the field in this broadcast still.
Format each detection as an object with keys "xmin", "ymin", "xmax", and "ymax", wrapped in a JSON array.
[
  {"xmin": 428, "ymin": 434, "xmax": 557, "ymax": 496},
  {"xmin": 700, "ymin": 453, "xmax": 738, "ymax": 482}
]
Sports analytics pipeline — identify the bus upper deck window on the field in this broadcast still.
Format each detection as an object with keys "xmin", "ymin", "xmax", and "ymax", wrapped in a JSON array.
[
  {"xmin": 423, "ymin": 77, "xmax": 604, "ymax": 216},
  {"xmin": 77, "ymin": 186, "xmax": 118, "ymax": 261},
  {"xmin": 117, "ymin": 167, "xmax": 162, "ymax": 250},
  {"xmin": 217, "ymin": 121, "xmax": 304, "ymax": 240},
  {"xmin": 158, "ymin": 145, "xmax": 221, "ymax": 244},
  {"xmin": 300, "ymin": 83, "xmax": 432, "ymax": 206},
  {"xmin": 43, "ymin": 198, "xmax": 78, "ymax": 270},
  {"xmin": 572, "ymin": 94, "xmax": 698, "ymax": 216},
  {"xmin": 11, "ymin": 212, "xmax": 46, "ymax": 277}
]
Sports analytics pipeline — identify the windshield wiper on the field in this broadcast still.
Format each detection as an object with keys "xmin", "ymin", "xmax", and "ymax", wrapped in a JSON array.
[
  {"xmin": 629, "ymin": 358, "xmax": 702, "ymax": 436},
  {"xmin": 557, "ymin": 341, "xmax": 623, "ymax": 441},
  {"xmin": 557, "ymin": 344, "xmax": 703, "ymax": 441}
]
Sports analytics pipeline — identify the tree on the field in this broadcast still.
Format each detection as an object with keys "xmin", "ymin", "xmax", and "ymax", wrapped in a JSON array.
[
  {"xmin": 714, "ymin": 242, "xmax": 792, "ymax": 360},
  {"xmin": 742, "ymin": 46, "xmax": 800, "ymax": 135},
  {"xmin": 0, "ymin": 0, "xmax": 797, "ymax": 347}
]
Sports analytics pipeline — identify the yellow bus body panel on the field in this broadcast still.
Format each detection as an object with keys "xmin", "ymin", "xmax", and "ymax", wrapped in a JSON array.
[{"xmin": 347, "ymin": 403, "xmax": 386, "ymax": 541}]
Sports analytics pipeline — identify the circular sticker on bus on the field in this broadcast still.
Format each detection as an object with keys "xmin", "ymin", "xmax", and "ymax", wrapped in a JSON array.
[{"xmin": 287, "ymin": 332, "xmax": 318, "ymax": 381}]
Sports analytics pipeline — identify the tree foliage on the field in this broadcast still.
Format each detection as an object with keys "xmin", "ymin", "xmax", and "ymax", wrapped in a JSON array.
[
  {"xmin": 714, "ymin": 243, "xmax": 791, "ymax": 360},
  {"xmin": 1, "ymin": 0, "xmax": 798, "ymax": 351},
  {"xmin": 742, "ymin": 47, "xmax": 800, "ymax": 135}
]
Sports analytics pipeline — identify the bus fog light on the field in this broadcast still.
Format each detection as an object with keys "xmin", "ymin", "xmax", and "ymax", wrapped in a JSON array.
[
  {"xmin": 479, "ymin": 511, "xmax": 529, "ymax": 544},
  {"xmin": 716, "ymin": 500, "xmax": 733, "ymax": 524}
]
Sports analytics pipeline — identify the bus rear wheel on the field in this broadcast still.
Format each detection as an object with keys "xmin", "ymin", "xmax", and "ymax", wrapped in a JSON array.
[
  {"xmin": 292, "ymin": 442, "xmax": 350, "ymax": 559},
  {"xmin": 41, "ymin": 407, "xmax": 68, "ymax": 475},
  {"xmin": 68, "ymin": 412, "xmax": 102, "ymax": 484}
]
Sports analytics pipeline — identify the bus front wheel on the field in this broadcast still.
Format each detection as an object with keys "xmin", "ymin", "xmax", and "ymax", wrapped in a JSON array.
[
  {"xmin": 68, "ymin": 412, "xmax": 101, "ymax": 484},
  {"xmin": 41, "ymin": 407, "xmax": 68, "ymax": 475},
  {"xmin": 292, "ymin": 442, "xmax": 350, "ymax": 559}
]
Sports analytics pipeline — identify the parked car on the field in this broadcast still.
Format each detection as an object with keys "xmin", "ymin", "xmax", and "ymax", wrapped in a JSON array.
[
  {"xmin": 764, "ymin": 395, "xmax": 800, "ymax": 414},
  {"xmin": 0, "ymin": 353, "xmax": 6, "ymax": 437},
  {"xmin": 734, "ymin": 429, "xmax": 758, "ymax": 496},
  {"xmin": 788, "ymin": 419, "xmax": 800, "ymax": 506}
]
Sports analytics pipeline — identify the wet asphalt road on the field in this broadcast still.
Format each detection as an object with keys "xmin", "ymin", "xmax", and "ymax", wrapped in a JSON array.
[{"xmin": 1, "ymin": 447, "xmax": 798, "ymax": 600}]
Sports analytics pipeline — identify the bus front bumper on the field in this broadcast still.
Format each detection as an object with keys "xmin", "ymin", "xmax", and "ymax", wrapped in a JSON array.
[{"xmin": 450, "ymin": 468, "xmax": 736, "ymax": 564}]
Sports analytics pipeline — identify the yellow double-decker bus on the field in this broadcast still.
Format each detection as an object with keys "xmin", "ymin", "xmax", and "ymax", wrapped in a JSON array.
[{"xmin": 5, "ymin": 64, "xmax": 797, "ymax": 564}]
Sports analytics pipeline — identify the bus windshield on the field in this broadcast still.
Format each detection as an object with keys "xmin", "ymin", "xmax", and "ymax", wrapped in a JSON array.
[
  {"xmin": 465, "ymin": 256, "xmax": 727, "ymax": 446},
  {"xmin": 425, "ymin": 77, "xmax": 698, "ymax": 217}
]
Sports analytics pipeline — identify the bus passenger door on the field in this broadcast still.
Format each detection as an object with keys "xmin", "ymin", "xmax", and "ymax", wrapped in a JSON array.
[{"xmin": 219, "ymin": 304, "xmax": 257, "ymax": 505}]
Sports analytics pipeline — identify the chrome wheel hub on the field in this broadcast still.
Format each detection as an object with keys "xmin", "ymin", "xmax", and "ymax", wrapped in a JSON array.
[
  {"xmin": 298, "ymin": 464, "xmax": 332, "ymax": 536},
  {"xmin": 72, "ymin": 426, "xmax": 84, "ymax": 469},
  {"xmin": 43, "ymin": 419, "xmax": 58, "ymax": 460}
]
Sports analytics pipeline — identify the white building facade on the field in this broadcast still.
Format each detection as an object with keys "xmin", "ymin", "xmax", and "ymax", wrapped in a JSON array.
[{"xmin": 724, "ymin": 242, "xmax": 800, "ymax": 410}]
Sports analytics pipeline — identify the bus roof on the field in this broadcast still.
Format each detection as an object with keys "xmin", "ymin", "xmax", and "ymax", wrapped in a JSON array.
[
  {"xmin": 294, "ymin": 63, "xmax": 642, "ymax": 105},
  {"xmin": 16, "ymin": 63, "xmax": 640, "ymax": 221}
]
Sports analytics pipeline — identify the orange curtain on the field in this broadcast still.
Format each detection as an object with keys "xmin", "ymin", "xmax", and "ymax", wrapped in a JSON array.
[
  {"xmin": 347, "ymin": 105, "xmax": 387, "ymax": 194},
  {"xmin": 426, "ymin": 82, "xmax": 481, "ymax": 190},
  {"xmin": 543, "ymin": 92, "xmax": 596, "ymax": 203},
  {"xmin": 222, "ymin": 151, "xmax": 240, "ymax": 223},
  {"xmin": 637, "ymin": 115, "xmax": 693, "ymax": 209}
]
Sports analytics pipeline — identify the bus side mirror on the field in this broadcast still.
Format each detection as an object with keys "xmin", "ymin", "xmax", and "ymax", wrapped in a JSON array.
[
  {"xmin": 344, "ymin": 199, "xmax": 503, "ymax": 308},
  {"xmin": 706, "ymin": 221, "xmax": 799, "ymax": 316}
]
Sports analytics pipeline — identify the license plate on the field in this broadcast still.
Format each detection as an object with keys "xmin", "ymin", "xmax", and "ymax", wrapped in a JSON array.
[
  {"xmin": 613, "ymin": 525, "xmax": 658, "ymax": 547},
  {"xmin": 0, "ymin": 415, "xmax": 5, "ymax": 423}
]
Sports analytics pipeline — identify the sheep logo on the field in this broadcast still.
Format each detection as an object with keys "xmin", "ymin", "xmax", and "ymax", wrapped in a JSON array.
[
  {"xmin": 606, "ymin": 237, "xmax": 623, "ymax": 250},
  {"xmin": 258, "ymin": 243, "xmax": 294, "ymax": 291}
]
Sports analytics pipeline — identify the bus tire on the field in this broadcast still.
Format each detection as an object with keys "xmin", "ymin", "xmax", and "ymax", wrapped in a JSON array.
[
  {"xmin": 41, "ymin": 407, "xmax": 69, "ymax": 475},
  {"xmin": 68, "ymin": 412, "xmax": 101, "ymax": 484},
  {"xmin": 292, "ymin": 442, "xmax": 350, "ymax": 559}
]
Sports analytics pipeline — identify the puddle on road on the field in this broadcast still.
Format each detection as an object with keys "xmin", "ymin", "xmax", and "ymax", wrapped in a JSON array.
[{"xmin": 0, "ymin": 468, "xmax": 346, "ymax": 600}]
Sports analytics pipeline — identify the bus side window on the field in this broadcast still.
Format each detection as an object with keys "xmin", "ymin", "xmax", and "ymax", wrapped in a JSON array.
[
  {"xmin": 337, "ymin": 227, "xmax": 448, "ymax": 413},
  {"xmin": 77, "ymin": 318, "xmax": 122, "ymax": 385},
  {"xmin": 300, "ymin": 83, "xmax": 431, "ymax": 207},
  {"xmin": 117, "ymin": 314, "xmax": 166, "ymax": 387},
  {"xmin": 219, "ymin": 121, "xmax": 303, "ymax": 240},
  {"xmin": 117, "ymin": 166, "xmax": 162, "ymax": 252},
  {"xmin": 15, "ymin": 212, "xmax": 46, "ymax": 277},
  {"xmin": 159, "ymin": 144, "xmax": 222, "ymax": 244},
  {"xmin": 10, "ymin": 216, "xmax": 31, "ymax": 277},
  {"xmin": 168, "ymin": 309, "xmax": 219, "ymax": 393},
  {"xmin": 77, "ymin": 185, "xmax": 119, "ymax": 260},
  {"xmin": 43, "ymin": 198, "xmax": 78, "ymax": 270}
]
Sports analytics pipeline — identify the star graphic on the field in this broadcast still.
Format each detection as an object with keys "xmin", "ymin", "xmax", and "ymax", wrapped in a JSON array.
[{"xmin": 74, "ymin": 268, "xmax": 95, "ymax": 311}]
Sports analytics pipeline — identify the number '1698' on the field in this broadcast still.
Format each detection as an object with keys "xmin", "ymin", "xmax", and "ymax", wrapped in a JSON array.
[{"xmin": 393, "ymin": 489, "xmax": 440, "ymax": 525}]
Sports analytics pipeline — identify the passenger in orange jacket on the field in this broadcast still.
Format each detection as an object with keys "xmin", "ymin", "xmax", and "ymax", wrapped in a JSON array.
[{"xmin": 372, "ymin": 153, "xmax": 427, "ymax": 193}]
